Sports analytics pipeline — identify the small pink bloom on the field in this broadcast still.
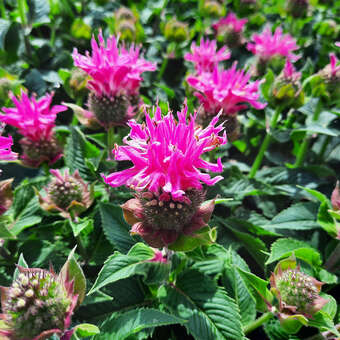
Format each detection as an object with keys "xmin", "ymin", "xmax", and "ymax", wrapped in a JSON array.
[
  {"xmin": 0, "ymin": 91, "xmax": 66, "ymax": 142},
  {"xmin": 212, "ymin": 12, "xmax": 248, "ymax": 34},
  {"xmin": 247, "ymin": 26, "xmax": 299, "ymax": 62},
  {"xmin": 331, "ymin": 181, "xmax": 340, "ymax": 211},
  {"xmin": 329, "ymin": 53, "xmax": 340, "ymax": 77},
  {"xmin": 102, "ymin": 103, "xmax": 226, "ymax": 201},
  {"xmin": 148, "ymin": 249, "xmax": 167, "ymax": 263},
  {"xmin": 0, "ymin": 125, "xmax": 17, "ymax": 162},
  {"xmin": 335, "ymin": 42, "xmax": 340, "ymax": 47},
  {"xmin": 187, "ymin": 64, "xmax": 266, "ymax": 116},
  {"xmin": 282, "ymin": 60, "xmax": 301, "ymax": 82},
  {"xmin": 72, "ymin": 31, "xmax": 156, "ymax": 98},
  {"xmin": 184, "ymin": 38, "xmax": 231, "ymax": 73}
]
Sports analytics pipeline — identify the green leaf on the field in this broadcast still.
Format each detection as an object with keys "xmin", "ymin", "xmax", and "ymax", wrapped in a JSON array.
[
  {"xmin": 266, "ymin": 238, "xmax": 322, "ymax": 267},
  {"xmin": 317, "ymin": 202, "xmax": 337, "ymax": 237},
  {"xmin": 94, "ymin": 308, "xmax": 185, "ymax": 340},
  {"xmin": 280, "ymin": 314, "xmax": 308, "ymax": 334},
  {"xmin": 69, "ymin": 218, "xmax": 93, "ymax": 237},
  {"xmin": 296, "ymin": 185, "xmax": 330, "ymax": 205},
  {"xmin": 158, "ymin": 269, "xmax": 246, "ymax": 340},
  {"xmin": 318, "ymin": 269, "xmax": 338, "ymax": 284},
  {"xmin": 0, "ymin": 19, "xmax": 10, "ymax": 50},
  {"xmin": 169, "ymin": 226, "xmax": 217, "ymax": 252},
  {"xmin": 98, "ymin": 202, "xmax": 136, "ymax": 254},
  {"xmin": 13, "ymin": 253, "xmax": 28, "ymax": 280},
  {"xmin": 266, "ymin": 202, "xmax": 320, "ymax": 230},
  {"xmin": 59, "ymin": 246, "xmax": 86, "ymax": 305},
  {"xmin": 236, "ymin": 268, "xmax": 273, "ymax": 313},
  {"xmin": 223, "ymin": 250, "xmax": 257, "ymax": 326},
  {"xmin": 0, "ymin": 220, "xmax": 15, "ymax": 239},
  {"xmin": 320, "ymin": 293, "xmax": 337, "ymax": 319},
  {"xmin": 308, "ymin": 311, "xmax": 340, "ymax": 337},
  {"xmin": 295, "ymin": 125, "xmax": 338, "ymax": 137},
  {"xmin": 88, "ymin": 243, "xmax": 170, "ymax": 295},
  {"xmin": 75, "ymin": 323, "xmax": 100, "ymax": 337},
  {"xmin": 27, "ymin": 0, "xmax": 50, "ymax": 25}
]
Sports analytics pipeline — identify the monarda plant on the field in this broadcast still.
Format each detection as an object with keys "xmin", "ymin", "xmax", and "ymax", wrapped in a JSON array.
[{"xmin": 102, "ymin": 103, "xmax": 226, "ymax": 248}]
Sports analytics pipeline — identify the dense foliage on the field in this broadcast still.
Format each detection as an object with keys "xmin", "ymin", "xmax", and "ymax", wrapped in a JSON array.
[{"xmin": 0, "ymin": 0, "xmax": 340, "ymax": 339}]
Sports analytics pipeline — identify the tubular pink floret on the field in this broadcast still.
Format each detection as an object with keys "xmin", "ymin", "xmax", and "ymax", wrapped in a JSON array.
[
  {"xmin": 0, "ymin": 128, "xmax": 17, "ymax": 161},
  {"xmin": 184, "ymin": 38, "xmax": 231, "ymax": 73},
  {"xmin": 72, "ymin": 31, "xmax": 156, "ymax": 98},
  {"xmin": 102, "ymin": 103, "xmax": 227, "ymax": 200},
  {"xmin": 283, "ymin": 60, "xmax": 301, "ymax": 82},
  {"xmin": 329, "ymin": 53, "xmax": 340, "ymax": 77},
  {"xmin": 187, "ymin": 63, "xmax": 266, "ymax": 115},
  {"xmin": 247, "ymin": 26, "xmax": 299, "ymax": 62},
  {"xmin": 212, "ymin": 12, "xmax": 248, "ymax": 33},
  {"xmin": 0, "ymin": 91, "xmax": 66, "ymax": 141}
]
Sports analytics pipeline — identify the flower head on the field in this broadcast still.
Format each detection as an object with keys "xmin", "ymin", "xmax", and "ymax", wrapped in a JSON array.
[
  {"xmin": 184, "ymin": 38, "xmax": 231, "ymax": 73},
  {"xmin": 0, "ymin": 91, "xmax": 66, "ymax": 142},
  {"xmin": 72, "ymin": 31, "xmax": 156, "ymax": 99},
  {"xmin": 247, "ymin": 26, "xmax": 299, "ymax": 62},
  {"xmin": 270, "ymin": 257, "xmax": 328, "ymax": 320},
  {"xmin": 0, "ymin": 266, "xmax": 78, "ymax": 340},
  {"xmin": 213, "ymin": 12, "xmax": 248, "ymax": 34},
  {"xmin": 102, "ymin": 103, "xmax": 226, "ymax": 201},
  {"xmin": 187, "ymin": 63, "xmax": 266, "ymax": 116},
  {"xmin": 38, "ymin": 169, "xmax": 93, "ymax": 220}
]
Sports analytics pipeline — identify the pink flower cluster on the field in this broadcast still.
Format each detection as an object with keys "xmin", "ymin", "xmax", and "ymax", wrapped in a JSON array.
[
  {"xmin": 103, "ymin": 103, "xmax": 226, "ymax": 201},
  {"xmin": 0, "ymin": 91, "xmax": 66, "ymax": 142},
  {"xmin": 187, "ymin": 63, "xmax": 266, "ymax": 115},
  {"xmin": 247, "ymin": 26, "xmax": 299, "ymax": 62},
  {"xmin": 184, "ymin": 38, "xmax": 231, "ymax": 73},
  {"xmin": 212, "ymin": 12, "xmax": 248, "ymax": 34},
  {"xmin": 0, "ymin": 126, "xmax": 17, "ymax": 162},
  {"xmin": 72, "ymin": 32, "xmax": 156, "ymax": 98}
]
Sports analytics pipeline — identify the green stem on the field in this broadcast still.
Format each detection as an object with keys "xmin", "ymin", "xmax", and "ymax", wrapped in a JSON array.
[
  {"xmin": 107, "ymin": 126, "xmax": 115, "ymax": 159},
  {"xmin": 18, "ymin": 0, "xmax": 27, "ymax": 26},
  {"xmin": 0, "ymin": 0, "xmax": 6, "ymax": 18},
  {"xmin": 244, "ymin": 312, "xmax": 274, "ymax": 335},
  {"xmin": 249, "ymin": 108, "xmax": 281, "ymax": 178},
  {"xmin": 75, "ymin": 234, "xmax": 87, "ymax": 262},
  {"xmin": 157, "ymin": 58, "xmax": 169, "ymax": 80},
  {"xmin": 292, "ymin": 100, "xmax": 323, "ymax": 168}
]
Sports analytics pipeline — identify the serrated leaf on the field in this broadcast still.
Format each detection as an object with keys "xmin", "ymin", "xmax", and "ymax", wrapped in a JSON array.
[
  {"xmin": 236, "ymin": 268, "xmax": 273, "ymax": 313},
  {"xmin": 94, "ymin": 308, "xmax": 185, "ymax": 340},
  {"xmin": 98, "ymin": 202, "xmax": 136, "ymax": 253},
  {"xmin": 308, "ymin": 311, "xmax": 340, "ymax": 337},
  {"xmin": 158, "ymin": 269, "xmax": 246, "ymax": 340},
  {"xmin": 266, "ymin": 238, "xmax": 322, "ymax": 267},
  {"xmin": 88, "ymin": 243, "xmax": 170, "ymax": 295},
  {"xmin": 265, "ymin": 202, "xmax": 320, "ymax": 230},
  {"xmin": 297, "ymin": 186, "xmax": 330, "ymax": 205},
  {"xmin": 317, "ymin": 202, "xmax": 337, "ymax": 237}
]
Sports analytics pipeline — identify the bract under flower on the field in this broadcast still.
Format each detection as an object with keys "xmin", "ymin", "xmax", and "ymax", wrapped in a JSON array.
[
  {"xmin": 102, "ymin": 103, "xmax": 226, "ymax": 201},
  {"xmin": 72, "ymin": 31, "xmax": 156, "ymax": 98},
  {"xmin": 184, "ymin": 38, "xmax": 231, "ymax": 73},
  {"xmin": 247, "ymin": 26, "xmax": 299, "ymax": 62},
  {"xmin": 187, "ymin": 64, "xmax": 266, "ymax": 116}
]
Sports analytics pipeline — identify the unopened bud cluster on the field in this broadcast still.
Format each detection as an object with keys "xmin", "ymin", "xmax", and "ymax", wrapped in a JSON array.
[
  {"xmin": 139, "ymin": 189, "xmax": 204, "ymax": 233},
  {"xmin": 276, "ymin": 269, "xmax": 318, "ymax": 314},
  {"xmin": 2, "ymin": 270, "xmax": 70, "ymax": 339},
  {"xmin": 47, "ymin": 176, "xmax": 83, "ymax": 210},
  {"xmin": 88, "ymin": 92, "xmax": 131, "ymax": 128},
  {"xmin": 114, "ymin": 7, "xmax": 138, "ymax": 41},
  {"xmin": 164, "ymin": 19, "xmax": 189, "ymax": 43},
  {"xmin": 20, "ymin": 135, "xmax": 62, "ymax": 167}
]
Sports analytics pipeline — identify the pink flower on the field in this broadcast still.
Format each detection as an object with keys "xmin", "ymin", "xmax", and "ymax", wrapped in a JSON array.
[
  {"xmin": 213, "ymin": 12, "xmax": 248, "ymax": 34},
  {"xmin": 335, "ymin": 42, "xmax": 340, "ymax": 47},
  {"xmin": 0, "ymin": 91, "xmax": 66, "ymax": 142},
  {"xmin": 247, "ymin": 26, "xmax": 299, "ymax": 62},
  {"xmin": 187, "ymin": 64, "xmax": 266, "ymax": 116},
  {"xmin": 329, "ymin": 53, "xmax": 340, "ymax": 77},
  {"xmin": 72, "ymin": 31, "xmax": 156, "ymax": 98},
  {"xmin": 0, "ymin": 126, "xmax": 17, "ymax": 162},
  {"xmin": 184, "ymin": 38, "xmax": 231, "ymax": 73},
  {"xmin": 0, "ymin": 91, "xmax": 66, "ymax": 167},
  {"xmin": 282, "ymin": 60, "xmax": 301, "ymax": 82},
  {"xmin": 102, "ymin": 103, "xmax": 226, "ymax": 201}
]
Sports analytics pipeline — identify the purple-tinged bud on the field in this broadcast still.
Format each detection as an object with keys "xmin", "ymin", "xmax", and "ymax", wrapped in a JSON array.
[
  {"xmin": 0, "ymin": 178, "xmax": 14, "ymax": 216},
  {"xmin": 331, "ymin": 181, "xmax": 340, "ymax": 211}
]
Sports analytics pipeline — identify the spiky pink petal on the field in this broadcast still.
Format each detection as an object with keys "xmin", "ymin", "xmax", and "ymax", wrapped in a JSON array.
[{"xmin": 212, "ymin": 12, "xmax": 248, "ymax": 33}]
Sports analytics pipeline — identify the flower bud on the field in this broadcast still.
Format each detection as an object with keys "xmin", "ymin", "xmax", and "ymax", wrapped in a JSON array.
[
  {"xmin": 270, "ymin": 258, "xmax": 328, "ymax": 319},
  {"xmin": 0, "ymin": 178, "xmax": 14, "ymax": 216},
  {"xmin": 1, "ymin": 268, "xmax": 74, "ymax": 340},
  {"xmin": 69, "ymin": 68, "xmax": 89, "ymax": 98},
  {"xmin": 286, "ymin": 0, "xmax": 309, "ymax": 18},
  {"xmin": 39, "ymin": 169, "xmax": 93, "ymax": 219},
  {"xmin": 0, "ymin": 78, "xmax": 12, "ymax": 104},
  {"xmin": 164, "ymin": 19, "xmax": 189, "ymax": 43},
  {"xmin": 202, "ymin": 1, "xmax": 224, "ymax": 18},
  {"xmin": 331, "ymin": 181, "xmax": 340, "ymax": 211},
  {"xmin": 115, "ymin": 7, "xmax": 136, "ymax": 23}
]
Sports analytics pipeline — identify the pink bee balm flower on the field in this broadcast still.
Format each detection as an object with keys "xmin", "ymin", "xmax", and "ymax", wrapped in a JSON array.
[
  {"xmin": 102, "ymin": 103, "xmax": 226, "ymax": 201},
  {"xmin": 184, "ymin": 38, "xmax": 231, "ymax": 73},
  {"xmin": 247, "ymin": 26, "xmax": 299, "ymax": 62},
  {"xmin": 72, "ymin": 32, "xmax": 156, "ymax": 98},
  {"xmin": 329, "ymin": 53, "xmax": 340, "ymax": 77},
  {"xmin": 0, "ymin": 125, "xmax": 17, "ymax": 162},
  {"xmin": 336, "ymin": 42, "xmax": 340, "ymax": 47},
  {"xmin": 0, "ymin": 91, "xmax": 66, "ymax": 167},
  {"xmin": 282, "ymin": 60, "xmax": 301, "ymax": 82},
  {"xmin": 213, "ymin": 12, "xmax": 248, "ymax": 33},
  {"xmin": 187, "ymin": 63, "xmax": 266, "ymax": 116}
]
